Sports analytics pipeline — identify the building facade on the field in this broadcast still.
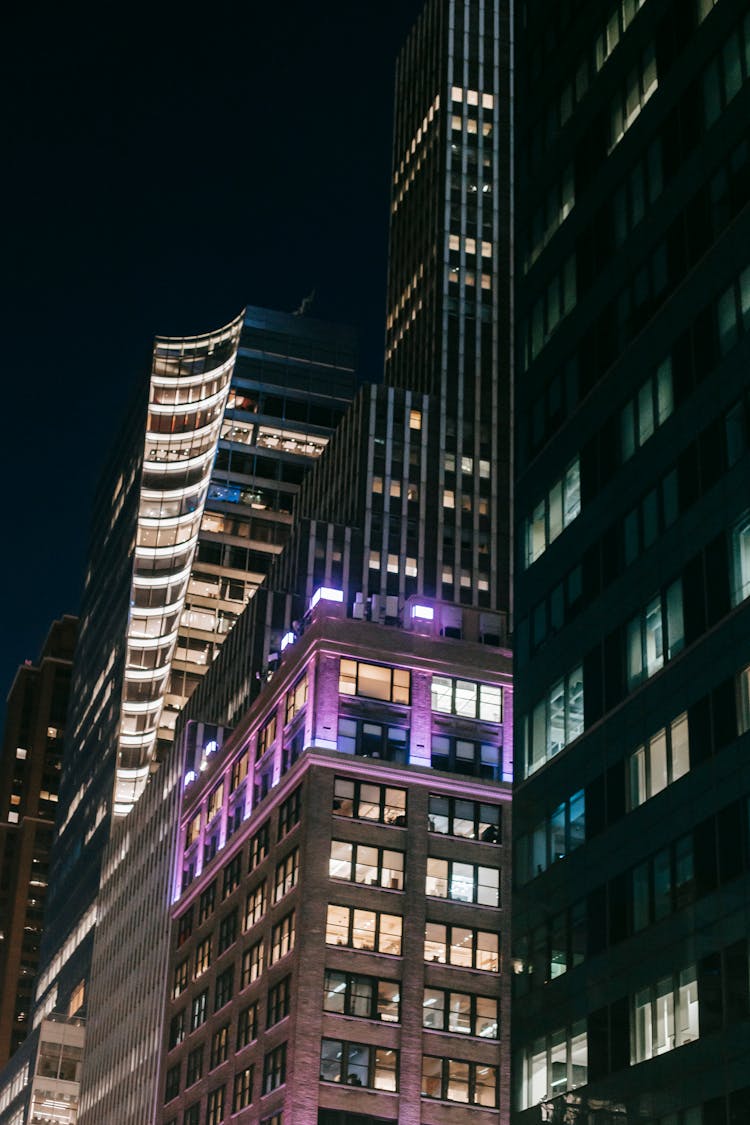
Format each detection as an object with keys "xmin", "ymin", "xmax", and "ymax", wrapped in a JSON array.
[
  {"xmin": 385, "ymin": 0, "xmax": 511, "ymax": 613},
  {"xmin": 0, "ymin": 616, "xmax": 77, "ymax": 1065},
  {"xmin": 512, "ymin": 0, "xmax": 750, "ymax": 1122},
  {"xmin": 157, "ymin": 597, "xmax": 512, "ymax": 1124}
]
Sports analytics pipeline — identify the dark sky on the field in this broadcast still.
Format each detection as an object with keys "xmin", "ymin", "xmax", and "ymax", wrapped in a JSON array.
[{"xmin": 0, "ymin": 1, "xmax": 426, "ymax": 718}]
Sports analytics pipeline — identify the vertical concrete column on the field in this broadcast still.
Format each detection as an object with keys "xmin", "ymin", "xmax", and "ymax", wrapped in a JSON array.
[
  {"xmin": 410, "ymin": 670, "xmax": 433, "ymax": 768},
  {"xmin": 312, "ymin": 653, "xmax": 341, "ymax": 750},
  {"xmin": 398, "ymin": 783, "xmax": 429, "ymax": 1122}
]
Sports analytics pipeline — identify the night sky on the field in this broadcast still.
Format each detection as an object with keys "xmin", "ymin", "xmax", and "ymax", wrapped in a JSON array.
[{"xmin": 1, "ymin": 1, "xmax": 426, "ymax": 720}]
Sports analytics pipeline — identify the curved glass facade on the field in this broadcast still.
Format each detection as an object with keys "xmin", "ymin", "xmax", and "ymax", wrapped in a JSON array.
[{"xmin": 114, "ymin": 315, "xmax": 244, "ymax": 816}]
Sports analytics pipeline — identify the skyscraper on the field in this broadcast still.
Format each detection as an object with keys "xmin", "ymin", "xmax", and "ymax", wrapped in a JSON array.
[
  {"xmin": 0, "ymin": 616, "xmax": 77, "ymax": 1064},
  {"xmin": 385, "ymin": 0, "xmax": 511, "ymax": 613},
  {"xmin": 155, "ymin": 597, "xmax": 512, "ymax": 1125},
  {"xmin": 512, "ymin": 1, "xmax": 750, "ymax": 1121},
  {"xmin": 74, "ymin": 1, "xmax": 514, "ymax": 1120},
  {"xmin": 0, "ymin": 309, "xmax": 356, "ymax": 1125}
]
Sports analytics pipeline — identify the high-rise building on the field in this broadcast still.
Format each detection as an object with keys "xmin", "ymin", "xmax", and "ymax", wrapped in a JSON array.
[
  {"xmin": 385, "ymin": 0, "xmax": 511, "ymax": 613},
  {"xmin": 0, "ymin": 309, "xmax": 356, "ymax": 1125},
  {"xmin": 0, "ymin": 616, "xmax": 77, "ymax": 1064},
  {"xmin": 512, "ymin": 1, "xmax": 750, "ymax": 1122},
  {"xmin": 72, "ymin": 2, "xmax": 512, "ymax": 1120},
  {"xmin": 156, "ymin": 597, "xmax": 512, "ymax": 1125}
]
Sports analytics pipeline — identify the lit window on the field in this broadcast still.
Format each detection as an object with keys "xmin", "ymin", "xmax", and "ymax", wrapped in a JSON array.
[
  {"xmin": 15, "ymin": 748, "xmax": 27, "ymax": 760},
  {"xmin": 339, "ymin": 659, "xmax": 410, "ymax": 704}
]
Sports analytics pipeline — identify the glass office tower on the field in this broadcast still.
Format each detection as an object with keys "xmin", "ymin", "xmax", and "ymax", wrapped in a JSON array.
[
  {"xmin": 385, "ymin": 0, "xmax": 511, "ymax": 615},
  {"xmin": 512, "ymin": 1, "xmax": 750, "ymax": 1122}
]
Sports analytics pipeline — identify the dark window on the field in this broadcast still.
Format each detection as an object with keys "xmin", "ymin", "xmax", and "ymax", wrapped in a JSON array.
[
  {"xmin": 263, "ymin": 1043, "xmax": 287, "ymax": 1094},
  {"xmin": 199, "ymin": 882, "xmax": 216, "ymax": 923},
  {"xmin": 210, "ymin": 1023, "xmax": 230, "ymax": 1070},
  {"xmin": 267, "ymin": 975, "xmax": 291, "ymax": 1026},
  {"xmin": 214, "ymin": 966, "xmax": 234, "ymax": 1011},
  {"xmin": 164, "ymin": 1063, "xmax": 180, "ymax": 1102},
  {"xmin": 217, "ymin": 909, "xmax": 238, "ymax": 955},
  {"xmin": 279, "ymin": 787, "xmax": 301, "ymax": 837},
  {"xmin": 222, "ymin": 854, "xmax": 242, "ymax": 899},
  {"xmin": 236, "ymin": 1002, "xmax": 258, "ymax": 1049}
]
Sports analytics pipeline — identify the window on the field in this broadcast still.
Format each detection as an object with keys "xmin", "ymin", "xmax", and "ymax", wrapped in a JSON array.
[
  {"xmin": 250, "ymin": 823, "xmax": 269, "ymax": 870},
  {"xmin": 325, "ymin": 905, "xmax": 402, "ymax": 955},
  {"xmin": 207, "ymin": 782, "xmax": 224, "ymax": 825},
  {"xmin": 431, "ymin": 734, "xmax": 501, "ymax": 780},
  {"xmin": 222, "ymin": 854, "xmax": 242, "ymax": 899},
  {"xmin": 195, "ymin": 937, "xmax": 212, "ymax": 977},
  {"xmin": 422, "ymin": 1056, "xmax": 498, "ymax": 1106},
  {"xmin": 428, "ymin": 795, "xmax": 500, "ymax": 842},
  {"xmin": 333, "ymin": 778, "xmax": 407, "ymax": 825},
  {"xmin": 214, "ymin": 967, "xmax": 234, "ymax": 1011},
  {"xmin": 423, "ymin": 989, "xmax": 498, "ymax": 1038},
  {"xmin": 172, "ymin": 959, "xmax": 189, "ymax": 999},
  {"xmin": 244, "ymin": 881, "xmax": 267, "ymax": 930},
  {"xmin": 623, "ymin": 470, "xmax": 679, "ymax": 565},
  {"xmin": 168, "ymin": 1010, "xmax": 185, "ymax": 1049},
  {"xmin": 613, "ymin": 138, "xmax": 663, "ymax": 248},
  {"xmin": 263, "ymin": 1043, "xmax": 287, "ymax": 1094},
  {"xmin": 632, "ymin": 967, "xmax": 699, "ymax": 1062},
  {"xmin": 425, "ymin": 859, "xmax": 499, "ymax": 906},
  {"xmin": 514, "ymin": 901, "xmax": 587, "ymax": 992},
  {"xmin": 522, "ymin": 254, "xmax": 577, "ymax": 366},
  {"xmin": 523, "ymin": 665, "xmax": 584, "ymax": 776},
  {"xmin": 631, "ymin": 836, "xmax": 695, "ymax": 932},
  {"xmin": 609, "ymin": 43, "xmax": 657, "ymax": 149},
  {"xmin": 241, "ymin": 940, "xmax": 264, "ymax": 989},
  {"xmin": 217, "ymin": 909, "xmax": 238, "ymax": 955},
  {"xmin": 703, "ymin": 17, "xmax": 750, "ymax": 128},
  {"xmin": 236, "ymin": 1002, "xmax": 258, "ymax": 1050},
  {"xmin": 524, "ymin": 459, "xmax": 581, "ymax": 567},
  {"xmin": 621, "ymin": 357, "xmax": 673, "ymax": 461},
  {"xmin": 199, "ymin": 883, "xmax": 216, "ymax": 923},
  {"xmin": 185, "ymin": 812, "xmax": 201, "ymax": 848},
  {"xmin": 278, "ymin": 788, "xmax": 301, "ymax": 837},
  {"xmin": 285, "ymin": 673, "xmax": 308, "ymax": 724},
  {"xmin": 177, "ymin": 907, "xmax": 194, "ymax": 948},
  {"xmin": 515, "ymin": 790, "xmax": 585, "ymax": 884},
  {"xmin": 336, "ymin": 719, "xmax": 409, "ymax": 763},
  {"xmin": 206, "ymin": 1085, "xmax": 225, "ymax": 1125},
  {"xmin": 716, "ymin": 265, "xmax": 750, "ymax": 355},
  {"xmin": 626, "ymin": 582, "xmax": 684, "ymax": 689},
  {"xmin": 424, "ymin": 923, "xmax": 499, "ymax": 972},
  {"xmin": 230, "ymin": 751, "xmax": 248, "ymax": 793},
  {"xmin": 210, "ymin": 1023, "xmax": 230, "ymax": 1069},
  {"xmin": 258, "ymin": 715, "xmax": 276, "ymax": 758},
  {"xmin": 267, "ymin": 976, "xmax": 291, "ymax": 1026},
  {"xmin": 516, "ymin": 1021, "xmax": 588, "ymax": 1109},
  {"xmin": 164, "ymin": 1063, "xmax": 180, "ymax": 1102},
  {"xmin": 339, "ymin": 659, "xmax": 410, "ymax": 704},
  {"xmin": 185, "ymin": 1045, "xmax": 203, "ymax": 1087},
  {"xmin": 233, "ymin": 1066, "xmax": 254, "ymax": 1112},
  {"xmin": 329, "ymin": 841, "xmax": 404, "ymax": 890},
  {"xmin": 190, "ymin": 989, "xmax": 208, "ymax": 1032},
  {"xmin": 323, "ymin": 970, "xmax": 400, "ymax": 1023},
  {"xmin": 731, "ymin": 512, "xmax": 750, "ymax": 606},
  {"xmin": 320, "ymin": 1040, "xmax": 398, "ymax": 1091},
  {"xmin": 627, "ymin": 713, "xmax": 689, "ymax": 809},
  {"xmin": 431, "ymin": 676, "xmax": 502, "ymax": 721},
  {"xmin": 270, "ymin": 912, "xmax": 295, "ymax": 963},
  {"xmin": 184, "ymin": 1104, "xmax": 199, "ymax": 1125}
]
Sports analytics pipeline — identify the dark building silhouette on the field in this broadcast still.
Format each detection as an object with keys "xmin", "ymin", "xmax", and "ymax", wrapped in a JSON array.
[
  {"xmin": 512, "ymin": 0, "xmax": 750, "ymax": 1121},
  {"xmin": 0, "ymin": 617, "xmax": 77, "ymax": 1065}
]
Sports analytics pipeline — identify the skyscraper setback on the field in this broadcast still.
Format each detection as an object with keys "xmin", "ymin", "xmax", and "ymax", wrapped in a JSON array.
[{"xmin": 512, "ymin": 0, "xmax": 750, "ymax": 1121}]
